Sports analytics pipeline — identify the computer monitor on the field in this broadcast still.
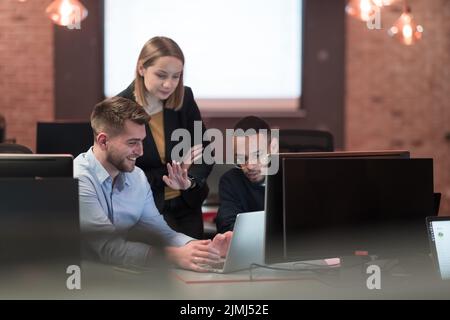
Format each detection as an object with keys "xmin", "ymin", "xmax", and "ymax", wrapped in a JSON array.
[
  {"xmin": 265, "ymin": 150, "xmax": 433, "ymax": 263},
  {"xmin": 0, "ymin": 154, "xmax": 73, "ymax": 178},
  {"xmin": 36, "ymin": 121, "xmax": 92, "ymax": 157},
  {"xmin": 0, "ymin": 178, "xmax": 80, "ymax": 293},
  {"xmin": 276, "ymin": 150, "xmax": 410, "ymax": 159},
  {"xmin": 0, "ymin": 178, "xmax": 80, "ymax": 264},
  {"xmin": 283, "ymin": 158, "xmax": 434, "ymax": 261}
]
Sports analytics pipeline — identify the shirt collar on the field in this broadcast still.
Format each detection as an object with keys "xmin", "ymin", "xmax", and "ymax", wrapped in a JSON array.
[
  {"xmin": 115, "ymin": 172, "xmax": 130, "ymax": 190},
  {"xmin": 86, "ymin": 147, "xmax": 131, "ymax": 188}
]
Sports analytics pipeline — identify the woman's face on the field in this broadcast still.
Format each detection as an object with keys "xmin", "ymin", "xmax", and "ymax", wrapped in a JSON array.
[{"xmin": 141, "ymin": 56, "xmax": 183, "ymax": 101}]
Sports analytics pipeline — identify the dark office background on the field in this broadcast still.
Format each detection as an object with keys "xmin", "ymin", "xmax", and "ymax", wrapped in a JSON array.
[{"xmin": 0, "ymin": 0, "xmax": 449, "ymax": 213}]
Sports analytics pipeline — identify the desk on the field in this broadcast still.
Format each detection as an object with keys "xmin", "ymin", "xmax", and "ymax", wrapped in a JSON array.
[
  {"xmin": 170, "ymin": 265, "xmax": 450, "ymax": 300},
  {"xmin": 1, "ymin": 261, "xmax": 449, "ymax": 299}
]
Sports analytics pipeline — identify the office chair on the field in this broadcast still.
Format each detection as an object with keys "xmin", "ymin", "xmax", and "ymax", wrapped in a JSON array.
[
  {"xmin": 434, "ymin": 192, "xmax": 441, "ymax": 216},
  {"xmin": 202, "ymin": 164, "xmax": 236, "ymax": 239},
  {"xmin": 0, "ymin": 113, "xmax": 5, "ymax": 143},
  {"xmin": 278, "ymin": 129, "xmax": 334, "ymax": 152},
  {"xmin": 0, "ymin": 143, "xmax": 33, "ymax": 154},
  {"xmin": 36, "ymin": 121, "xmax": 92, "ymax": 157}
]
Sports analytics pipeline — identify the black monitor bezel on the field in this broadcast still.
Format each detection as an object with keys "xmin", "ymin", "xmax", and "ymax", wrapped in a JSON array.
[
  {"xmin": 0, "ymin": 154, "xmax": 73, "ymax": 178},
  {"xmin": 264, "ymin": 150, "xmax": 413, "ymax": 265}
]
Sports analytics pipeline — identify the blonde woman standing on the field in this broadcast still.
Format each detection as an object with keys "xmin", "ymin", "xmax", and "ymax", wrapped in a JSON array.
[{"xmin": 118, "ymin": 36, "xmax": 212, "ymax": 239}]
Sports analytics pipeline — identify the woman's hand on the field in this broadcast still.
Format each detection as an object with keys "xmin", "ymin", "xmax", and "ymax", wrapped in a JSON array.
[
  {"xmin": 180, "ymin": 144, "xmax": 203, "ymax": 172},
  {"xmin": 162, "ymin": 161, "xmax": 191, "ymax": 190}
]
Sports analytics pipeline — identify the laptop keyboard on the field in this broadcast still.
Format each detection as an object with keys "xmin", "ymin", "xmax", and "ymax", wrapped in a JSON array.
[{"xmin": 198, "ymin": 258, "xmax": 226, "ymax": 272}]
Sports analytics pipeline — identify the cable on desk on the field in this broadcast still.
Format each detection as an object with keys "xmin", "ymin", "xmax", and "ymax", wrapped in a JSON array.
[
  {"xmin": 248, "ymin": 263, "xmax": 339, "ymax": 281},
  {"xmin": 247, "ymin": 259, "xmax": 378, "ymax": 288}
]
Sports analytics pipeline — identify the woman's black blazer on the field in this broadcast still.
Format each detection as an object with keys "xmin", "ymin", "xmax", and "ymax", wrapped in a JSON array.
[{"xmin": 118, "ymin": 82, "xmax": 213, "ymax": 211}]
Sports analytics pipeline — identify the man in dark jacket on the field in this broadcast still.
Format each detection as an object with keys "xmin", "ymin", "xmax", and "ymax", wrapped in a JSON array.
[{"xmin": 215, "ymin": 116, "xmax": 277, "ymax": 233}]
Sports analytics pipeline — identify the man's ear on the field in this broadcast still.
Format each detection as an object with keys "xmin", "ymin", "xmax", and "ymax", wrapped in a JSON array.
[
  {"xmin": 96, "ymin": 133, "xmax": 108, "ymax": 150},
  {"xmin": 270, "ymin": 136, "xmax": 279, "ymax": 154}
]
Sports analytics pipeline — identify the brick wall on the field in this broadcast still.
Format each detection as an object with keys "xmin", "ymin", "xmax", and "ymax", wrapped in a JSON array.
[
  {"xmin": 346, "ymin": 0, "xmax": 450, "ymax": 214},
  {"xmin": 0, "ymin": 0, "xmax": 54, "ymax": 151}
]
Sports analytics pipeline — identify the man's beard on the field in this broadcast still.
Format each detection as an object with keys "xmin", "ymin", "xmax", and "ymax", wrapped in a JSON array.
[
  {"xmin": 107, "ymin": 152, "xmax": 135, "ymax": 173},
  {"xmin": 245, "ymin": 170, "xmax": 264, "ymax": 183}
]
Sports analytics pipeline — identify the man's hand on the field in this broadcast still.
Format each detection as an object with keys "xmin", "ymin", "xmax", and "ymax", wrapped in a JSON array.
[
  {"xmin": 162, "ymin": 161, "xmax": 191, "ymax": 190},
  {"xmin": 210, "ymin": 231, "xmax": 233, "ymax": 258},
  {"xmin": 165, "ymin": 240, "xmax": 221, "ymax": 272}
]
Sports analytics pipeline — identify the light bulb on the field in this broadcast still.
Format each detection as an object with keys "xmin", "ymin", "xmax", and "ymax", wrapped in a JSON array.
[
  {"xmin": 45, "ymin": 0, "xmax": 88, "ymax": 27},
  {"xmin": 372, "ymin": 0, "xmax": 399, "ymax": 7},
  {"xmin": 388, "ymin": 7, "xmax": 423, "ymax": 45},
  {"xmin": 346, "ymin": 0, "xmax": 378, "ymax": 22}
]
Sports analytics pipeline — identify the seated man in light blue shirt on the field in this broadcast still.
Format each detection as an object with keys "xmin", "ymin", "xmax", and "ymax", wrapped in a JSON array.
[{"xmin": 74, "ymin": 96, "xmax": 231, "ymax": 272}]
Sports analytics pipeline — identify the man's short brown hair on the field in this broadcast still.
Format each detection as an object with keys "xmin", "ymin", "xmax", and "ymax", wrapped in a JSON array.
[{"xmin": 91, "ymin": 97, "xmax": 150, "ymax": 137}]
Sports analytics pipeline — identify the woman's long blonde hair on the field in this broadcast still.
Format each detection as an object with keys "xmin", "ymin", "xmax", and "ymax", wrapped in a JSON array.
[{"xmin": 134, "ymin": 36, "xmax": 185, "ymax": 111}]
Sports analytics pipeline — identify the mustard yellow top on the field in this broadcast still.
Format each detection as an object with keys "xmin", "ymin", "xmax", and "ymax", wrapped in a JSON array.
[{"xmin": 148, "ymin": 111, "xmax": 181, "ymax": 200}]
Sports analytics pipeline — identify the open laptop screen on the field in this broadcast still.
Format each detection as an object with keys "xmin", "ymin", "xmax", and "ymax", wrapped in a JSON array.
[{"xmin": 427, "ymin": 217, "xmax": 450, "ymax": 280}]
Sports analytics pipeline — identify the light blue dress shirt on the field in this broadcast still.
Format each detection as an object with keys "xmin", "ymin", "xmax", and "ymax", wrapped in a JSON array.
[{"xmin": 74, "ymin": 147, "xmax": 193, "ymax": 267}]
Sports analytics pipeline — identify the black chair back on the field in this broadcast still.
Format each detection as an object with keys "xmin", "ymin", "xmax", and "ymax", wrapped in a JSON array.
[
  {"xmin": 279, "ymin": 129, "xmax": 334, "ymax": 153},
  {"xmin": 37, "ymin": 122, "xmax": 92, "ymax": 157},
  {"xmin": 0, "ymin": 143, "xmax": 33, "ymax": 154}
]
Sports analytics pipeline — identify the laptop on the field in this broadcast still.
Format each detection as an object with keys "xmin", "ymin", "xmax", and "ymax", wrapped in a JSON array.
[
  {"xmin": 426, "ymin": 216, "xmax": 450, "ymax": 280},
  {"xmin": 201, "ymin": 211, "xmax": 265, "ymax": 273}
]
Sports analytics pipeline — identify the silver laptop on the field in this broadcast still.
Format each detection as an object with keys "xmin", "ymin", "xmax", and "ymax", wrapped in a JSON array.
[
  {"xmin": 201, "ymin": 211, "xmax": 265, "ymax": 273},
  {"xmin": 427, "ymin": 216, "xmax": 450, "ymax": 280}
]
